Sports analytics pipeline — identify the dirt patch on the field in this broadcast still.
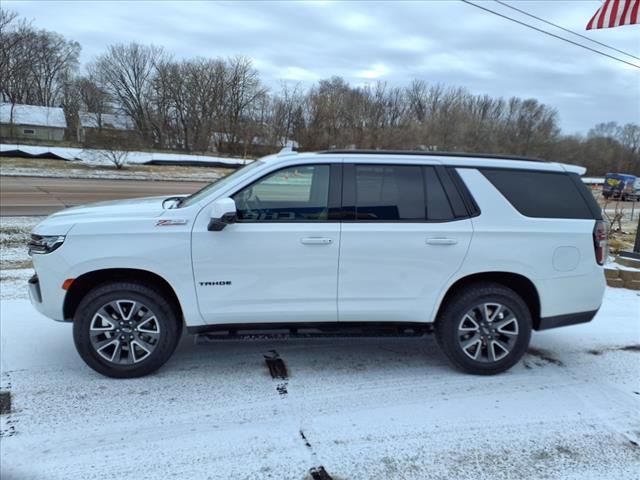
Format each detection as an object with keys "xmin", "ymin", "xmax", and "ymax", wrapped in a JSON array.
[
  {"xmin": 526, "ymin": 347, "xmax": 565, "ymax": 367},
  {"xmin": 264, "ymin": 350, "xmax": 289, "ymax": 397},
  {"xmin": 0, "ymin": 391, "xmax": 11, "ymax": 415},
  {"xmin": 619, "ymin": 345, "xmax": 640, "ymax": 353},
  {"xmin": 0, "ymin": 373, "xmax": 16, "ymax": 438},
  {"xmin": 586, "ymin": 345, "xmax": 640, "ymax": 356},
  {"xmin": 309, "ymin": 466, "xmax": 334, "ymax": 480},
  {"xmin": 264, "ymin": 350, "xmax": 288, "ymax": 380}
]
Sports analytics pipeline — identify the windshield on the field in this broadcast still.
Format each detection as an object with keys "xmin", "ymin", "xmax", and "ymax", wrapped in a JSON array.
[{"xmin": 179, "ymin": 161, "xmax": 264, "ymax": 208}]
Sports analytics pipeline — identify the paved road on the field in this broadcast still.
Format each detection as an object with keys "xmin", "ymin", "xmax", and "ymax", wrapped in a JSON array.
[{"xmin": 0, "ymin": 176, "xmax": 208, "ymax": 216}]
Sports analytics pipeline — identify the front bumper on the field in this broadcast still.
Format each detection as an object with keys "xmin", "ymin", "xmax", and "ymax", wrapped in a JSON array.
[
  {"xmin": 28, "ymin": 274, "xmax": 42, "ymax": 303},
  {"xmin": 27, "ymin": 263, "xmax": 67, "ymax": 322}
]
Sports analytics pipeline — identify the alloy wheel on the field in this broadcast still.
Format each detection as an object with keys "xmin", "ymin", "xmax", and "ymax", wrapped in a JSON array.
[
  {"xmin": 457, "ymin": 303, "xmax": 519, "ymax": 363},
  {"xmin": 89, "ymin": 299, "xmax": 161, "ymax": 364}
]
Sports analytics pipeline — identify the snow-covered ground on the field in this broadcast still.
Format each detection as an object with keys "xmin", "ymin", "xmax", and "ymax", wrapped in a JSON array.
[
  {"xmin": 1, "ymin": 295, "xmax": 639, "ymax": 478},
  {"xmin": 0, "ymin": 218, "xmax": 39, "ymax": 303},
  {"xmin": 1, "ymin": 143, "xmax": 250, "ymax": 167},
  {"xmin": 1, "ymin": 216, "xmax": 639, "ymax": 479},
  {"xmin": 0, "ymin": 162, "xmax": 227, "ymax": 182}
]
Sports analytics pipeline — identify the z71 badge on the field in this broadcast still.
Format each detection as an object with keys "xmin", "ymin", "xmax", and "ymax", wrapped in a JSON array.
[{"xmin": 156, "ymin": 219, "xmax": 189, "ymax": 226}]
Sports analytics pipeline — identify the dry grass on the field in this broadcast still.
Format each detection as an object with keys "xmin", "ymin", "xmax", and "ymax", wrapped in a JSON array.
[{"xmin": 0, "ymin": 156, "xmax": 234, "ymax": 179}]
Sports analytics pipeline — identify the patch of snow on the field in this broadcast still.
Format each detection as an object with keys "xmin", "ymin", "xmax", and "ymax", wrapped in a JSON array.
[
  {"xmin": 606, "ymin": 261, "xmax": 640, "ymax": 272},
  {"xmin": 0, "ymin": 287, "xmax": 639, "ymax": 479},
  {"xmin": 1, "ymin": 143, "xmax": 251, "ymax": 166},
  {"xmin": 0, "ymin": 165, "xmax": 223, "ymax": 182},
  {"xmin": 0, "ymin": 217, "xmax": 38, "ymax": 267},
  {"xmin": 0, "ymin": 268, "xmax": 33, "ymax": 300}
]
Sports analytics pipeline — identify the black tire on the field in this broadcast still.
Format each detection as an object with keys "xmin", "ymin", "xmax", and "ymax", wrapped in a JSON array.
[
  {"xmin": 435, "ymin": 282, "xmax": 532, "ymax": 375},
  {"xmin": 73, "ymin": 282, "xmax": 181, "ymax": 378}
]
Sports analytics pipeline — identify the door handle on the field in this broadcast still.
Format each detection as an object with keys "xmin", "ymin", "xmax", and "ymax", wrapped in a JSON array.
[
  {"xmin": 426, "ymin": 238, "xmax": 458, "ymax": 246},
  {"xmin": 301, "ymin": 237, "xmax": 333, "ymax": 245}
]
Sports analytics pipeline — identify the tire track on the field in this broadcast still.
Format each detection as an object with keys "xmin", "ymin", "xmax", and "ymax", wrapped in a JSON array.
[{"xmin": 263, "ymin": 349, "xmax": 335, "ymax": 479}]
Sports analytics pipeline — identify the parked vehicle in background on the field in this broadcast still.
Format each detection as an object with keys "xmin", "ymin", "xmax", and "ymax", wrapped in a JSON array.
[
  {"xmin": 602, "ymin": 173, "xmax": 639, "ymax": 201},
  {"xmin": 28, "ymin": 150, "xmax": 607, "ymax": 378}
]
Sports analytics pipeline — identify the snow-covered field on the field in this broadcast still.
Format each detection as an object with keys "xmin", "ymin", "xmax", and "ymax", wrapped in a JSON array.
[
  {"xmin": 1, "ymin": 162, "xmax": 226, "ymax": 182},
  {"xmin": 1, "ymin": 143, "xmax": 250, "ymax": 167},
  {"xmin": 1, "ymin": 216, "xmax": 639, "ymax": 480}
]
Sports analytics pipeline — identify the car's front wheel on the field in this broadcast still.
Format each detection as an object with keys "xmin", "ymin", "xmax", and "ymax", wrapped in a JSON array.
[
  {"xmin": 435, "ymin": 283, "xmax": 532, "ymax": 375},
  {"xmin": 73, "ymin": 282, "xmax": 181, "ymax": 378}
]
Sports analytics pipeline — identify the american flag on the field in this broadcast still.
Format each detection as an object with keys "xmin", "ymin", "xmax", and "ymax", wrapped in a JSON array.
[{"xmin": 586, "ymin": 0, "xmax": 639, "ymax": 30}]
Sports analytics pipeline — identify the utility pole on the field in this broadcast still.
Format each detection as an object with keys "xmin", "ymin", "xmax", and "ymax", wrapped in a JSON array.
[
  {"xmin": 635, "ymin": 216, "xmax": 640, "ymax": 253},
  {"xmin": 621, "ymin": 215, "xmax": 640, "ymax": 260}
]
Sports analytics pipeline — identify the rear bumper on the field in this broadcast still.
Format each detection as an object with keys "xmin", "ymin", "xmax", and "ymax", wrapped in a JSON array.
[{"xmin": 537, "ymin": 309, "xmax": 599, "ymax": 330}]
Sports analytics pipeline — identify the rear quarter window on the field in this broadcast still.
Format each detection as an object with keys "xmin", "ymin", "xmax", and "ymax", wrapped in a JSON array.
[{"xmin": 481, "ymin": 169, "xmax": 599, "ymax": 220}]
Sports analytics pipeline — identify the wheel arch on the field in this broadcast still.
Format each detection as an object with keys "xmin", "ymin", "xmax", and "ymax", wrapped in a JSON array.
[
  {"xmin": 437, "ymin": 272, "xmax": 541, "ymax": 329},
  {"xmin": 63, "ymin": 268, "xmax": 183, "ymax": 323}
]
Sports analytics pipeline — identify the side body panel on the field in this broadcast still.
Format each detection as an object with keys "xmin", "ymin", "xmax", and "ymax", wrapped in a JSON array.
[
  {"xmin": 338, "ymin": 220, "xmax": 472, "ymax": 322},
  {"xmin": 190, "ymin": 159, "xmax": 342, "ymax": 325},
  {"xmin": 442, "ymin": 168, "xmax": 605, "ymax": 322},
  {"xmin": 191, "ymin": 219, "xmax": 340, "ymax": 324},
  {"xmin": 31, "ymin": 214, "xmax": 200, "ymax": 324}
]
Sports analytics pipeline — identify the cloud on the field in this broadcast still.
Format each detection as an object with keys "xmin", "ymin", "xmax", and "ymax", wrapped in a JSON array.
[
  {"xmin": 358, "ymin": 63, "xmax": 390, "ymax": 80},
  {"xmin": 4, "ymin": 0, "xmax": 639, "ymax": 133}
]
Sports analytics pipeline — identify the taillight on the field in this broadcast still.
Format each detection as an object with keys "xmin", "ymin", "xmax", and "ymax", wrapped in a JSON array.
[{"xmin": 593, "ymin": 220, "xmax": 607, "ymax": 266}]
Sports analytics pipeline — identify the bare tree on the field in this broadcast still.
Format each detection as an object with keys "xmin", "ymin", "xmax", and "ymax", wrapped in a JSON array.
[
  {"xmin": 92, "ymin": 43, "xmax": 165, "ymax": 145},
  {"xmin": 154, "ymin": 57, "xmax": 227, "ymax": 152},
  {"xmin": 77, "ymin": 75, "xmax": 111, "ymax": 124},
  {"xmin": 2, "ymin": 10, "xmax": 636, "ymax": 175},
  {"xmin": 223, "ymin": 56, "xmax": 265, "ymax": 153},
  {"xmin": 29, "ymin": 31, "xmax": 80, "ymax": 106},
  {"xmin": 0, "ymin": 12, "xmax": 37, "ymax": 110},
  {"xmin": 270, "ymin": 81, "xmax": 303, "ymax": 147},
  {"xmin": 85, "ymin": 146, "xmax": 129, "ymax": 169}
]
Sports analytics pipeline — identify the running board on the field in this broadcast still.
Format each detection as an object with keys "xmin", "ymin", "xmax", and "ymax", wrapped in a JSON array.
[{"xmin": 194, "ymin": 323, "xmax": 433, "ymax": 343}]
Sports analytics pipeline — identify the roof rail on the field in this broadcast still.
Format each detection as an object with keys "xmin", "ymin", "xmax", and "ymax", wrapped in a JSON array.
[
  {"xmin": 277, "ymin": 145, "xmax": 297, "ymax": 156},
  {"xmin": 315, "ymin": 149, "xmax": 546, "ymax": 163}
]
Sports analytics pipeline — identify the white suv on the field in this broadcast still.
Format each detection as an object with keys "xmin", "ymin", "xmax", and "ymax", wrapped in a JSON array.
[{"xmin": 28, "ymin": 150, "xmax": 607, "ymax": 378}]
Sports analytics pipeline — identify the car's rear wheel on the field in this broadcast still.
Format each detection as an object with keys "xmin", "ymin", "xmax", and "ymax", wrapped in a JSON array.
[
  {"xmin": 435, "ymin": 283, "xmax": 532, "ymax": 375},
  {"xmin": 73, "ymin": 282, "xmax": 181, "ymax": 378}
]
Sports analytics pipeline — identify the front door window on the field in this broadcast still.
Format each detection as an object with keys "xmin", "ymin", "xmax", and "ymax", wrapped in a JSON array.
[{"xmin": 232, "ymin": 165, "xmax": 331, "ymax": 221}]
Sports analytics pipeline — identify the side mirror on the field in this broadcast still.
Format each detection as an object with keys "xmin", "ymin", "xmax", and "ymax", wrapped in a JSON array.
[{"xmin": 208, "ymin": 197, "xmax": 237, "ymax": 231}]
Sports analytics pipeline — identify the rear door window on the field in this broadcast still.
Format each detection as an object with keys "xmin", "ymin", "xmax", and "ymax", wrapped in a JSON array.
[
  {"xmin": 354, "ymin": 165, "xmax": 424, "ymax": 220},
  {"xmin": 344, "ymin": 164, "xmax": 458, "ymax": 221}
]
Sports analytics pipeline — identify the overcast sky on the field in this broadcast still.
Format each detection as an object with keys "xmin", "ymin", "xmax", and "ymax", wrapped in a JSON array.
[{"xmin": 5, "ymin": 0, "xmax": 639, "ymax": 134}]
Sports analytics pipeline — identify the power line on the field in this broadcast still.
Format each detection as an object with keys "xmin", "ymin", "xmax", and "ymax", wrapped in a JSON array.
[
  {"xmin": 460, "ymin": 0, "xmax": 640, "ymax": 69},
  {"xmin": 494, "ymin": 0, "xmax": 640, "ymax": 61}
]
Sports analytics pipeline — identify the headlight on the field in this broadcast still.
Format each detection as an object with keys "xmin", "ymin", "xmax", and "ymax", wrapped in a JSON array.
[{"xmin": 28, "ymin": 234, "xmax": 66, "ymax": 255}]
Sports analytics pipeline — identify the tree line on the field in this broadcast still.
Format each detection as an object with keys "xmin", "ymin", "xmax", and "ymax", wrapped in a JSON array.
[{"xmin": 1, "ymin": 9, "xmax": 638, "ymax": 174}]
